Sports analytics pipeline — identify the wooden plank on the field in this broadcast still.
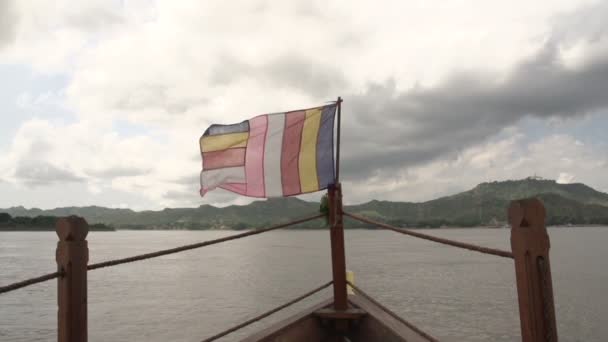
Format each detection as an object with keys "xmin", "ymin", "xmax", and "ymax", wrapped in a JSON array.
[
  {"xmin": 349, "ymin": 295, "xmax": 434, "ymax": 342},
  {"xmin": 314, "ymin": 308, "xmax": 366, "ymax": 320},
  {"xmin": 328, "ymin": 185, "xmax": 348, "ymax": 310},
  {"xmin": 240, "ymin": 298, "xmax": 332, "ymax": 342}
]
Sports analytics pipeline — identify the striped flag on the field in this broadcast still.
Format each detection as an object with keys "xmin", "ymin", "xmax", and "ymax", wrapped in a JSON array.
[{"xmin": 199, "ymin": 104, "xmax": 337, "ymax": 197}]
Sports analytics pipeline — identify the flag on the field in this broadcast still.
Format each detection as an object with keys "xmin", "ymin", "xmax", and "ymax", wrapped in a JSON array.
[{"xmin": 199, "ymin": 104, "xmax": 337, "ymax": 197}]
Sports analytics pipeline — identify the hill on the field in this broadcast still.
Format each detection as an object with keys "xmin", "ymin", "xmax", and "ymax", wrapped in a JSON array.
[
  {"xmin": 349, "ymin": 178, "xmax": 608, "ymax": 227},
  {"xmin": 2, "ymin": 178, "xmax": 608, "ymax": 229},
  {"xmin": 0, "ymin": 213, "xmax": 115, "ymax": 231}
]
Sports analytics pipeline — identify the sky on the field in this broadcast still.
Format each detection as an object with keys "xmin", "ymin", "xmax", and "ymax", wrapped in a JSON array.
[{"xmin": 1, "ymin": 0, "xmax": 608, "ymax": 210}]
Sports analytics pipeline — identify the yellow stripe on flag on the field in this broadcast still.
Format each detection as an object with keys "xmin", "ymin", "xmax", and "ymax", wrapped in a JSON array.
[
  {"xmin": 200, "ymin": 132, "xmax": 249, "ymax": 153},
  {"xmin": 298, "ymin": 108, "xmax": 322, "ymax": 193}
]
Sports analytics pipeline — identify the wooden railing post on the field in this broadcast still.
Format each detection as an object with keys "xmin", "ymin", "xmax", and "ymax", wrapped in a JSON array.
[
  {"xmin": 509, "ymin": 199, "xmax": 557, "ymax": 342},
  {"xmin": 328, "ymin": 184, "xmax": 348, "ymax": 311},
  {"xmin": 56, "ymin": 216, "xmax": 89, "ymax": 342}
]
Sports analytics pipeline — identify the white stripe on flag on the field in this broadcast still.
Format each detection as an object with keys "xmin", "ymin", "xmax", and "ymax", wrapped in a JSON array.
[
  {"xmin": 201, "ymin": 166, "xmax": 246, "ymax": 191},
  {"xmin": 263, "ymin": 114, "xmax": 285, "ymax": 197}
]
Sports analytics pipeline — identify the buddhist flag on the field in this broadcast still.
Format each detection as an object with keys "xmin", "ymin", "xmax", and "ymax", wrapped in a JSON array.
[{"xmin": 200, "ymin": 104, "xmax": 337, "ymax": 197}]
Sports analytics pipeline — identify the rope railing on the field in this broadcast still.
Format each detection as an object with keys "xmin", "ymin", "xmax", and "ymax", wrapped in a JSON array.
[
  {"xmin": 344, "ymin": 211, "xmax": 514, "ymax": 259},
  {"xmin": 0, "ymin": 271, "xmax": 64, "ymax": 295},
  {"xmin": 201, "ymin": 280, "xmax": 333, "ymax": 342},
  {"xmin": 0, "ymin": 214, "xmax": 324, "ymax": 295},
  {"xmin": 347, "ymin": 280, "xmax": 438, "ymax": 342}
]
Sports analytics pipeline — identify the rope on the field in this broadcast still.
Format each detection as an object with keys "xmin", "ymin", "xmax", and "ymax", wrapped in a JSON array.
[
  {"xmin": 0, "ymin": 271, "xmax": 63, "ymax": 295},
  {"xmin": 201, "ymin": 280, "xmax": 333, "ymax": 342},
  {"xmin": 0, "ymin": 214, "xmax": 323, "ymax": 295},
  {"xmin": 88, "ymin": 214, "xmax": 324, "ymax": 271},
  {"xmin": 344, "ymin": 212, "xmax": 514, "ymax": 259},
  {"xmin": 346, "ymin": 281, "xmax": 438, "ymax": 342}
]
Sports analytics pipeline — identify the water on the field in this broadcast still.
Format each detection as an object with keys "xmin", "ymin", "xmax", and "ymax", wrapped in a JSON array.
[{"xmin": 1, "ymin": 228, "xmax": 607, "ymax": 342}]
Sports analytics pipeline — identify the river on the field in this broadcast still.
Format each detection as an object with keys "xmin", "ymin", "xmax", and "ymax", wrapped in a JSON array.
[{"xmin": 1, "ymin": 228, "xmax": 607, "ymax": 341}]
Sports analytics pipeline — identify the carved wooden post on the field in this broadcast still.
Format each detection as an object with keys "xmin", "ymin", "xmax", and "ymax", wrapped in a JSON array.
[
  {"xmin": 328, "ymin": 184, "xmax": 348, "ymax": 311},
  {"xmin": 56, "ymin": 216, "xmax": 89, "ymax": 342},
  {"xmin": 509, "ymin": 199, "xmax": 557, "ymax": 342}
]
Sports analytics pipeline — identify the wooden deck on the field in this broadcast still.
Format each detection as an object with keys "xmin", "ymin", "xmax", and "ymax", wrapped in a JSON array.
[
  {"xmin": 241, "ymin": 299, "xmax": 333, "ymax": 342},
  {"xmin": 348, "ymin": 294, "xmax": 433, "ymax": 342},
  {"xmin": 240, "ymin": 295, "xmax": 434, "ymax": 342}
]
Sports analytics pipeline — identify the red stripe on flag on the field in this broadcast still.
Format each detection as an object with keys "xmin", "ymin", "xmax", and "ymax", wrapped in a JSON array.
[
  {"xmin": 202, "ymin": 148, "xmax": 246, "ymax": 170},
  {"xmin": 281, "ymin": 110, "xmax": 306, "ymax": 196}
]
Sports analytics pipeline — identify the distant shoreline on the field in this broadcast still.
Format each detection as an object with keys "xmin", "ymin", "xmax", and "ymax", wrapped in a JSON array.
[
  {"xmin": 4, "ymin": 178, "xmax": 608, "ymax": 230},
  {"xmin": 0, "ymin": 226, "xmax": 116, "ymax": 232},
  {"xmin": 3, "ymin": 225, "xmax": 606, "ymax": 232}
]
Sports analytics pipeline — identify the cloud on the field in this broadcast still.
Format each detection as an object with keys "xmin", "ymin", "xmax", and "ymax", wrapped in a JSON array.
[
  {"xmin": 162, "ymin": 189, "xmax": 199, "ymax": 202},
  {"xmin": 551, "ymin": 1, "xmax": 608, "ymax": 45},
  {"xmin": 343, "ymin": 133, "xmax": 608, "ymax": 203},
  {"xmin": 0, "ymin": 118, "xmax": 180, "ymax": 204},
  {"xmin": 107, "ymin": 83, "xmax": 208, "ymax": 115},
  {"xmin": 3, "ymin": 1, "xmax": 608, "ymax": 209},
  {"xmin": 557, "ymin": 172, "xmax": 575, "ymax": 184},
  {"xmin": 210, "ymin": 54, "xmax": 347, "ymax": 98},
  {"xmin": 171, "ymin": 174, "xmax": 199, "ymax": 186},
  {"xmin": 60, "ymin": 2, "xmax": 124, "ymax": 33},
  {"xmin": 0, "ymin": 0, "xmax": 125, "ymax": 71},
  {"xmin": 0, "ymin": 0, "xmax": 18, "ymax": 48},
  {"xmin": 340, "ymin": 42, "xmax": 608, "ymax": 181},
  {"xmin": 163, "ymin": 187, "xmax": 255, "ymax": 207},
  {"xmin": 14, "ymin": 161, "xmax": 83, "ymax": 187},
  {"xmin": 85, "ymin": 166, "xmax": 152, "ymax": 179}
]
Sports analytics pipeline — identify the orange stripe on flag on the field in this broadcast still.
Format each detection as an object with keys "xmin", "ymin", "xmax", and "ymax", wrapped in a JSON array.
[{"xmin": 203, "ymin": 148, "xmax": 246, "ymax": 170}]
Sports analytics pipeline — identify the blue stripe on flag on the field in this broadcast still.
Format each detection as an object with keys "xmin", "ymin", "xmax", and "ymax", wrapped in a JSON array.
[
  {"xmin": 316, "ymin": 105, "xmax": 336, "ymax": 189},
  {"xmin": 204, "ymin": 121, "xmax": 250, "ymax": 136}
]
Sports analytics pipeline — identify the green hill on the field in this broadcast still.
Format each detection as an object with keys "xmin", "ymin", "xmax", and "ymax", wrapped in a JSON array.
[
  {"xmin": 0, "ymin": 213, "xmax": 115, "ymax": 231},
  {"xmin": 2, "ymin": 178, "xmax": 608, "ymax": 229}
]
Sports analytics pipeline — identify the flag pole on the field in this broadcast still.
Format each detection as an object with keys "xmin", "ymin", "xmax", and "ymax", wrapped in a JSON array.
[
  {"xmin": 335, "ymin": 96, "xmax": 342, "ymax": 183},
  {"xmin": 327, "ymin": 96, "xmax": 348, "ymax": 315}
]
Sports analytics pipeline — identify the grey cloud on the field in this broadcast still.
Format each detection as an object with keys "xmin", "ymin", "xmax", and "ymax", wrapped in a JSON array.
[
  {"xmin": 15, "ymin": 161, "xmax": 83, "ymax": 187},
  {"xmin": 85, "ymin": 166, "xmax": 152, "ymax": 179},
  {"xmin": 211, "ymin": 54, "xmax": 347, "ymax": 97},
  {"xmin": 262, "ymin": 55, "xmax": 346, "ymax": 97},
  {"xmin": 340, "ymin": 42, "xmax": 608, "ymax": 181},
  {"xmin": 0, "ymin": 0, "xmax": 18, "ymax": 48},
  {"xmin": 551, "ymin": 1, "xmax": 608, "ymax": 45}
]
